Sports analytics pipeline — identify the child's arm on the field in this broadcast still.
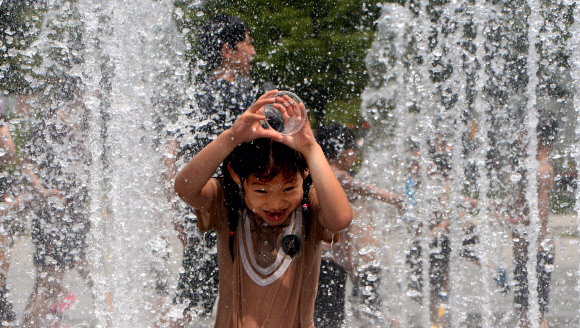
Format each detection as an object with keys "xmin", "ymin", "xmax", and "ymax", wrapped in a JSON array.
[
  {"xmin": 303, "ymin": 146, "xmax": 353, "ymax": 232},
  {"xmin": 276, "ymin": 98, "xmax": 352, "ymax": 232},
  {"xmin": 334, "ymin": 168, "xmax": 403, "ymax": 209},
  {"xmin": 174, "ymin": 91, "xmax": 279, "ymax": 210}
]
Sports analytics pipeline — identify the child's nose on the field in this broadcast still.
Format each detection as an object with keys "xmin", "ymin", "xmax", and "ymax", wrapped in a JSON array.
[{"xmin": 268, "ymin": 195, "xmax": 284, "ymax": 210}]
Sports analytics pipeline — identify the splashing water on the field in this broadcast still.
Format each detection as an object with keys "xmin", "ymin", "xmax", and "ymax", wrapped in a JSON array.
[
  {"xmin": 4, "ymin": 0, "xmax": 189, "ymax": 326},
  {"xmin": 358, "ymin": 1, "xmax": 579, "ymax": 327},
  {"xmin": 1, "ymin": 0, "xmax": 579, "ymax": 327},
  {"xmin": 80, "ymin": 0, "xmax": 187, "ymax": 326}
]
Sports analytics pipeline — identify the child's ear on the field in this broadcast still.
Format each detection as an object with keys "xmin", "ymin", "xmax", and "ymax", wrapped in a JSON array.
[
  {"xmin": 302, "ymin": 169, "xmax": 309, "ymax": 180},
  {"xmin": 228, "ymin": 164, "xmax": 242, "ymax": 185}
]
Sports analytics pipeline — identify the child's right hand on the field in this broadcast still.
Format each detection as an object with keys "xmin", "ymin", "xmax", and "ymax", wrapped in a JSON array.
[{"xmin": 229, "ymin": 90, "xmax": 282, "ymax": 143}]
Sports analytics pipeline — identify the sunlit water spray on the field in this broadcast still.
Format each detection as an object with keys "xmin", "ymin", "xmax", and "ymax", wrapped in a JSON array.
[
  {"xmin": 4, "ymin": 0, "xmax": 580, "ymax": 327},
  {"xmin": 21, "ymin": 0, "xmax": 189, "ymax": 326},
  {"xmin": 81, "ymin": 0, "xmax": 187, "ymax": 325},
  {"xmin": 360, "ymin": 0, "xmax": 579, "ymax": 327}
]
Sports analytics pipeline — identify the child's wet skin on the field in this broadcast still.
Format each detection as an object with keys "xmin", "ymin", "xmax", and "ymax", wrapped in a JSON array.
[{"xmin": 243, "ymin": 172, "xmax": 304, "ymax": 226}]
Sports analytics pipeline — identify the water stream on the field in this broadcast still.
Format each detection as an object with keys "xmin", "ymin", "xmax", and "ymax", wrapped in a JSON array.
[
  {"xmin": 2, "ymin": 0, "xmax": 580, "ymax": 327},
  {"xmin": 360, "ymin": 1, "xmax": 579, "ymax": 327}
]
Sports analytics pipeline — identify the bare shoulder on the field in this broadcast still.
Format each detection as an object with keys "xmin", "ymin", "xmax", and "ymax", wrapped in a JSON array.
[
  {"xmin": 195, "ymin": 178, "xmax": 225, "ymax": 232},
  {"xmin": 307, "ymin": 185, "xmax": 320, "ymax": 212}
]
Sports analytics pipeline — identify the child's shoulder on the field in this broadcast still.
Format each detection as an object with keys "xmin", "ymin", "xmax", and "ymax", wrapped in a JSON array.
[
  {"xmin": 306, "ymin": 184, "xmax": 320, "ymax": 210},
  {"xmin": 305, "ymin": 186, "xmax": 337, "ymax": 244},
  {"xmin": 196, "ymin": 178, "xmax": 228, "ymax": 232}
]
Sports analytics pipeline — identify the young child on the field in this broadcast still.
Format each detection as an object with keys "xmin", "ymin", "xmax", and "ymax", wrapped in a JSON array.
[{"xmin": 174, "ymin": 90, "xmax": 353, "ymax": 327}]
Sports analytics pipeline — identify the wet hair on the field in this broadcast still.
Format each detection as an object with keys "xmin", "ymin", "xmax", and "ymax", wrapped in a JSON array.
[
  {"xmin": 199, "ymin": 14, "xmax": 250, "ymax": 72},
  {"xmin": 537, "ymin": 114, "xmax": 559, "ymax": 148},
  {"xmin": 316, "ymin": 123, "xmax": 356, "ymax": 160},
  {"xmin": 226, "ymin": 138, "xmax": 308, "ymax": 183},
  {"xmin": 219, "ymin": 138, "xmax": 311, "ymax": 260}
]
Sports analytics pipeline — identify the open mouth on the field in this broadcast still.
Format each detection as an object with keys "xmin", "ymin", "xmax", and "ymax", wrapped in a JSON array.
[{"xmin": 264, "ymin": 209, "xmax": 287, "ymax": 222}]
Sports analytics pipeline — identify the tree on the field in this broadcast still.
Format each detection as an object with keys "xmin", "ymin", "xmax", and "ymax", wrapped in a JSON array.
[
  {"xmin": 0, "ymin": 0, "xmax": 44, "ymax": 94},
  {"xmin": 33, "ymin": 0, "xmax": 85, "ymax": 98},
  {"xmin": 174, "ymin": 0, "xmax": 384, "ymax": 128}
]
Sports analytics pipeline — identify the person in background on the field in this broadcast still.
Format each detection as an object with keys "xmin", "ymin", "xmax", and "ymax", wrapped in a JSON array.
[
  {"xmin": 162, "ymin": 14, "xmax": 257, "ymax": 326},
  {"xmin": 22, "ymin": 76, "xmax": 93, "ymax": 327},
  {"xmin": 314, "ymin": 123, "xmax": 402, "ymax": 328},
  {"xmin": 0, "ymin": 96, "xmax": 17, "ymax": 325},
  {"xmin": 504, "ymin": 115, "xmax": 558, "ymax": 328},
  {"xmin": 404, "ymin": 136, "xmax": 454, "ymax": 328}
]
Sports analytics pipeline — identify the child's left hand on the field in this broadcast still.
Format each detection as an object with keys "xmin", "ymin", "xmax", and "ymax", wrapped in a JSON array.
[
  {"xmin": 273, "ymin": 95, "xmax": 317, "ymax": 154},
  {"xmin": 229, "ymin": 90, "xmax": 282, "ymax": 143}
]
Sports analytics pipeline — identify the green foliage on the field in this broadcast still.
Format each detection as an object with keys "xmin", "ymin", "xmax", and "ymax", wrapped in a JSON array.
[
  {"xmin": 551, "ymin": 193, "xmax": 576, "ymax": 214},
  {"xmin": 0, "ymin": 0, "xmax": 45, "ymax": 93},
  {"xmin": 35, "ymin": 0, "xmax": 85, "ymax": 99},
  {"xmin": 174, "ymin": 0, "xmax": 383, "ymax": 127}
]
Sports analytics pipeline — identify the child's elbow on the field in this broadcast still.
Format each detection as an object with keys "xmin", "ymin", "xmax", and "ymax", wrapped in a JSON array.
[
  {"xmin": 343, "ymin": 212, "xmax": 354, "ymax": 229},
  {"xmin": 333, "ymin": 211, "xmax": 353, "ymax": 232},
  {"xmin": 174, "ymin": 176, "xmax": 190, "ymax": 201}
]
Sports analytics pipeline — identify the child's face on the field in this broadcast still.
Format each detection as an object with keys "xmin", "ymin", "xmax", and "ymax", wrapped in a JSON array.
[{"xmin": 242, "ymin": 171, "xmax": 305, "ymax": 226}]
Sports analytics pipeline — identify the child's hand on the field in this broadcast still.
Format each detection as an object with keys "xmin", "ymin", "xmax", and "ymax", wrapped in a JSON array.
[
  {"xmin": 229, "ymin": 90, "xmax": 282, "ymax": 143},
  {"xmin": 275, "ymin": 96, "xmax": 317, "ymax": 153}
]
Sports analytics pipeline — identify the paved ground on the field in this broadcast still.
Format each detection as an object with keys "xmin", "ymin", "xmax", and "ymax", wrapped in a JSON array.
[
  {"xmin": 3, "ymin": 213, "xmax": 579, "ymax": 327},
  {"xmin": 390, "ymin": 213, "xmax": 580, "ymax": 328},
  {"xmin": 544, "ymin": 213, "xmax": 580, "ymax": 327},
  {"xmin": 6, "ymin": 236, "xmax": 99, "ymax": 327}
]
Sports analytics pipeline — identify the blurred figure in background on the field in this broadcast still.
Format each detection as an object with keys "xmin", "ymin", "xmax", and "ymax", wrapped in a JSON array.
[
  {"xmin": 22, "ymin": 76, "xmax": 93, "ymax": 327},
  {"xmin": 314, "ymin": 123, "xmax": 402, "ymax": 328},
  {"xmin": 404, "ymin": 136, "xmax": 454, "ymax": 328},
  {"xmin": 162, "ymin": 14, "xmax": 257, "ymax": 326},
  {"xmin": 504, "ymin": 115, "xmax": 558, "ymax": 328}
]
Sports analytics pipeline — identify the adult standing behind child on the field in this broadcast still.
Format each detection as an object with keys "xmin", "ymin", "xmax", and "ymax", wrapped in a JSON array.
[
  {"xmin": 163, "ymin": 14, "xmax": 257, "ymax": 323},
  {"xmin": 174, "ymin": 90, "xmax": 352, "ymax": 327}
]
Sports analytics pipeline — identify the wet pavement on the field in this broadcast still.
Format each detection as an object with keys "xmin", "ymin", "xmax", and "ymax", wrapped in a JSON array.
[
  {"xmin": 358, "ymin": 212, "xmax": 580, "ymax": 328},
  {"xmin": 3, "ymin": 213, "xmax": 579, "ymax": 327},
  {"xmin": 544, "ymin": 213, "xmax": 580, "ymax": 327}
]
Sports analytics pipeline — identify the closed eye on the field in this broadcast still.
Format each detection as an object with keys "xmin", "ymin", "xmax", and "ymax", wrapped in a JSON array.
[{"xmin": 284, "ymin": 187, "xmax": 296, "ymax": 192}]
